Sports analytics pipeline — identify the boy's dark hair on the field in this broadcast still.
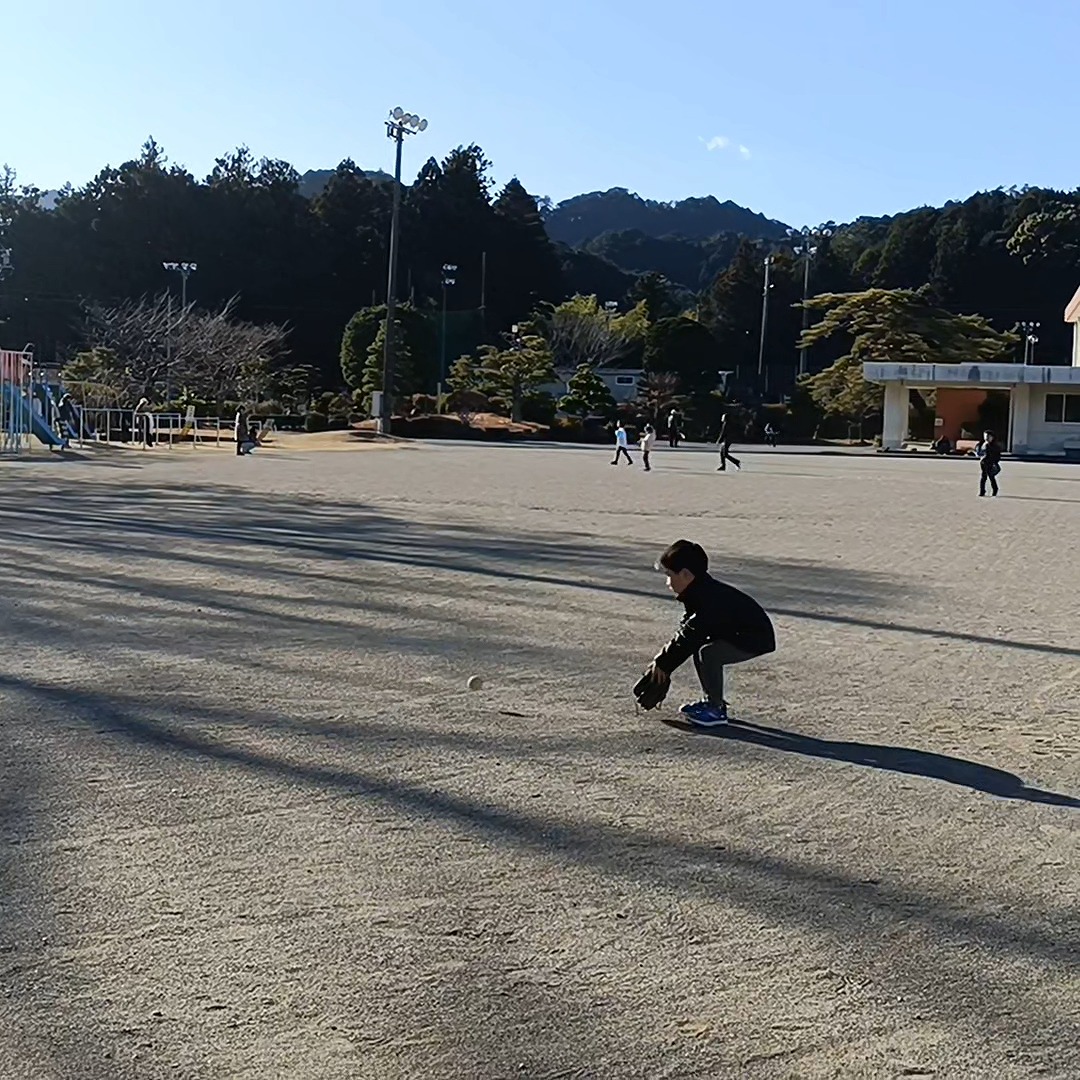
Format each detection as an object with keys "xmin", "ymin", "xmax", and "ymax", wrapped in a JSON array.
[{"xmin": 658, "ymin": 539, "xmax": 708, "ymax": 577}]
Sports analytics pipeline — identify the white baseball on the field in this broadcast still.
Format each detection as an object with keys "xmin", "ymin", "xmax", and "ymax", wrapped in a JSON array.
[{"xmin": 467, "ymin": 675, "xmax": 484, "ymax": 691}]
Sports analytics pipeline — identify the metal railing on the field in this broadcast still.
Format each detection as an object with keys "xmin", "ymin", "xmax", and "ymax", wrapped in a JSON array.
[
  {"xmin": 74, "ymin": 408, "xmax": 238, "ymax": 448},
  {"xmin": 2, "ymin": 394, "xmax": 274, "ymax": 454}
]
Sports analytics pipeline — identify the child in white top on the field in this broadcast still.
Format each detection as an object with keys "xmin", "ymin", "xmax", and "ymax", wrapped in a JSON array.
[
  {"xmin": 611, "ymin": 422, "xmax": 633, "ymax": 466},
  {"xmin": 639, "ymin": 424, "xmax": 656, "ymax": 471}
]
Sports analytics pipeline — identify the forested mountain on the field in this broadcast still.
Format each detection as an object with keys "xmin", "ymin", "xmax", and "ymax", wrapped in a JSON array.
[
  {"xmin": 293, "ymin": 175, "xmax": 783, "ymax": 287},
  {"xmin": 542, "ymin": 189, "xmax": 790, "ymax": 247},
  {"xmin": 584, "ymin": 229, "xmax": 747, "ymax": 290},
  {"xmin": 298, "ymin": 167, "xmax": 392, "ymax": 198}
]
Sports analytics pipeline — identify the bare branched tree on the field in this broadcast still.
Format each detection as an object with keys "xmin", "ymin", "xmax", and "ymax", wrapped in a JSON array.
[
  {"xmin": 529, "ymin": 296, "xmax": 648, "ymax": 373},
  {"xmin": 74, "ymin": 292, "xmax": 288, "ymax": 405}
]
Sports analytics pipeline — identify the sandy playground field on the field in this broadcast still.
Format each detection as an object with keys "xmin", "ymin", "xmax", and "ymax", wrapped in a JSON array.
[{"xmin": 0, "ymin": 441, "xmax": 1077, "ymax": 1079}]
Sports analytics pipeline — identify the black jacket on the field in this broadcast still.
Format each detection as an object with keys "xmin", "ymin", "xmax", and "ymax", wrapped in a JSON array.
[
  {"xmin": 982, "ymin": 440, "xmax": 1002, "ymax": 466},
  {"xmin": 654, "ymin": 573, "xmax": 775, "ymax": 674}
]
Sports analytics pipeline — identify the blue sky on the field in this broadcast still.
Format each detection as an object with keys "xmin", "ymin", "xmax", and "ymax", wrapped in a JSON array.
[{"xmin": 6, "ymin": 0, "xmax": 1080, "ymax": 227}]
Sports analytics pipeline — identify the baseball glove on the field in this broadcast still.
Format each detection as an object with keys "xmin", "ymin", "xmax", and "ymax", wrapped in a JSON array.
[{"xmin": 633, "ymin": 670, "xmax": 669, "ymax": 711}]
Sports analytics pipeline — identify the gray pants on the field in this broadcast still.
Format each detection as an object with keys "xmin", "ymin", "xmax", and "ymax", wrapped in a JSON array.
[{"xmin": 693, "ymin": 641, "xmax": 757, "ymax": 706}]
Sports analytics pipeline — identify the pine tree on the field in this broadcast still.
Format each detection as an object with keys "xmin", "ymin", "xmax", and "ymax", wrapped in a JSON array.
[
  {"xmin": 558, "ymin": 363, "xmax": 615, "ymax": 418},
  {"xmin": 450, "ymin": 334, "xmax": 554, "ymax": 421},
  {"xmin": 342, "ymin": 303, "xmax": 438, "ymax": 404},
  {"xmin": 360, "ymin": 320, "xmax": 413, "ymax": 408},
  {"xmin": 800, "ymin": 287, "xmax": 1019, "ymax": 420}
]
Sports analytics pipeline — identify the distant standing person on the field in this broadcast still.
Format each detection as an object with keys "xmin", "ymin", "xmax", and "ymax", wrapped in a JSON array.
[
  {"xmin": 764, "ymin": 422, "xmax": 778, "ymax": 448},
  {"xmin": 234, "ymin": 406, "xmax": 247, "ymax": 456},
  {"xmin": 57, "ymin": 392, "xmax": 78, "ymax": 435},
  {"xmin": 133, "ymin": 397, "xmax": 154, "ymax": 447},
  {"xmin": 639, "ymin": 423, "xmax": 656, "ymax": 472},
  {"xmin": 978, "ymin": 430, "xmax": 1002, "ymax": 497},
  {"xmin": 667, "ymin": 409, "xmax": 681, "ymax": 448},
  {"xmin": 716, "ymin": 413, "xmax": 741, "ymax": 471},
  {"xmin": 611, "ymin": 421, "xmax": 634, "ymax": 466}
]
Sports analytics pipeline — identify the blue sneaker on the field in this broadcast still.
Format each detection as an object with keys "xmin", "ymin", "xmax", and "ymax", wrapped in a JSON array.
[{"xmin": 679, "ymin": 701, "xmax": 729, "ymax": 727}]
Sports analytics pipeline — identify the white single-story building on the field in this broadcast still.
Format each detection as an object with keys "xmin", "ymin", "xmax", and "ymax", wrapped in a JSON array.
[
  {"xmin": 540, "ymin": 367, "xmax": 643, "ymax": 404},
  {"xmin": 863, "ymin": 286, "xmax": 1080, "ymax": 457}
]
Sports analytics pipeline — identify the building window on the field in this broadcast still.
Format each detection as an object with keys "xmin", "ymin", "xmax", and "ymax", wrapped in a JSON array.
[
  {"xmin": 614, "ymin": 376, "xmax": 635, "ymax": 386},
  {"xmin": 1045, "ymin": 393, "xmax": 1080, "ymax": 423}
]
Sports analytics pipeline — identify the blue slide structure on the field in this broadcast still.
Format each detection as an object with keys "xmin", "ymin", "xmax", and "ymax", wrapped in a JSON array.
[{"xmin": 0, "ymin": 383, "xmax": 67, "ymax": 448}]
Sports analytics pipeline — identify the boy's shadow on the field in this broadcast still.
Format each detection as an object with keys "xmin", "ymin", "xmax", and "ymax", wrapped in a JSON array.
[{"xmin": 661, "ymin": 717, "xmax": 1079, "ymax": 808}]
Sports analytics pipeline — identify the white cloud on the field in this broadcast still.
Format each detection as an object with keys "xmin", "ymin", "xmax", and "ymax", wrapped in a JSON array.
[{"xmin": 700, "ymin": 135, "xmax": 752, "ymax": 160}]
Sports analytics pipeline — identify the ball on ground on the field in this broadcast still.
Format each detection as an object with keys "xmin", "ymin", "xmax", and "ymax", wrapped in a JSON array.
[{"xmin": 467, "ymin": 675, "xmax": 484, "ymax": 691}]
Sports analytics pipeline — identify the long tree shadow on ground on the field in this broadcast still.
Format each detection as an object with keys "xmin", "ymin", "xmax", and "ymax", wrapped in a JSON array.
[
  {"xmin": 3, "ymin": 673, "xmax": 1078, "ymax": 1054},
  {"xmin": 662, "ymin": 717, "xmax": 1080, "ymax": 807},
  {"xmin": 3, "ymin": 475, "xmax": 1078, "ymax": 660}
]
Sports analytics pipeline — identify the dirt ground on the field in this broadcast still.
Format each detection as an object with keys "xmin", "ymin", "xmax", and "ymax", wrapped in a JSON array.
[{"xmin": 0, "ymin": 442, "xmax": 1077, "ymax": 1080}]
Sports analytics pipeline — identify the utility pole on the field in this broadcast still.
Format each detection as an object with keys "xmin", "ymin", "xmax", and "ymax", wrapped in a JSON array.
[
  {"xmin": 800, "ymin": 250, "xmax": 812, "ymax": 376},
  {"xmin": 757, "ymin": 255, "xmax": 772, "ymax": 397},
  {"xmin": 479, "ymin": 251, "xmax": 487, "ymax": 334},
  {"xmin": 379, "ymin": 108, "xmax": 427, "ymax": 435},
  {"xmin": 440, "ymin": 263, "xmax": 457, "ymax": 387},
  {"xmin": 162, "ymin": 261, "xmax": 197, "ymax": 403},
  {"xmin": 789, "ymin": 226, "xmax": 832, "ymax": 377},
  {"xmin": 0, "ymin": 217, "xmax": 13, "ymax": 342}
]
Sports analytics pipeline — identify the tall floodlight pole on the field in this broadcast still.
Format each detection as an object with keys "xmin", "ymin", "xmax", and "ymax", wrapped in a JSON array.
[
  {"xmin": 757, "ymin": 255, "xmax": 773, "ymax": 396},
  {"xmin": 379, "ymin": 107, "xmax": 428, "ymax": 435},
  {"xmin": 789, "ymin": 226, "xmax": 832, "ymax": 377},
  {"xmin": 1019, "ymin": 320, "xmax": 1040, "ymax": 365},
  {"xmin": 440, "ymin": 263, "xmax": 457, "ymax": 387},
  {"xmin": 162, "ymin": 261, "xmax": 197, "ymax": 403}
]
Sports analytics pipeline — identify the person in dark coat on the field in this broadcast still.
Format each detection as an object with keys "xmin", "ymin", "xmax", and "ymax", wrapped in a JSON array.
[
  {"xmin": 716, "ymin": 413, "xmax": 742, "ymax": 471},
  {"xmin": 979, "ymin": 430, "xmax": 1002, "ymax": 496},
  {"xmin": 638, "ymin": 540, "xmax": 775, "ymax": 726},
  {"xmin": 234, "ymin": 406, "xmax": 247, "ymax": 456}
]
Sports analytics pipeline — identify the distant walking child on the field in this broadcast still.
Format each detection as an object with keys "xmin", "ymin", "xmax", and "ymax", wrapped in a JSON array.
[
  {"xmin": 640, "ymin": 423, "xmax": 655, "ymax": 471},
  {"xmin": 611, "ymin": 422, "xmax": 633, "ymax": 465},
  {"xmin": 979, "ymin": 430, "xmax": 1002, "ymax": 496},
  {"xmin": 716, "ymin": 413, "xmax": 741, "ymax": 471}
]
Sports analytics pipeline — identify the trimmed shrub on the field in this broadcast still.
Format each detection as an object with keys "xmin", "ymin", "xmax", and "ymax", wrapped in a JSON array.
[
  {"xmin": 409, "ymin": 393, "xmax": 438, "ymax": 415},
  {"xmin": 445, "ymin": 388, "xmax": 492, "ymax": 417},
  {"xmin": 304, "ymin": 411, "xmax": 328, "ymax": 433},
  {"xmin": 522, "ymin": 392, "xmax": 557, "ymax": 426}
]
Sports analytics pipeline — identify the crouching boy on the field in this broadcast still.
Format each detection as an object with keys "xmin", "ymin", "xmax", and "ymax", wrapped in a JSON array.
[{"xmin": 634, "ymin": 539, "xmax": 775, "ymax": 726}]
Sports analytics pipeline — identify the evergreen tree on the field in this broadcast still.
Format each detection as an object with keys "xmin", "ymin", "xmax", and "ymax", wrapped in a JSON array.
[
  {"xmin": 642, "ymin": 316, "xmax": 720, "ymax": 398},
  {"xmin": 800, "ymin": 287, "xmax": 1018, "ymax": 421},
  {"xmin": 699, "ymin": 240, "xmax": 764, "ymax": 389},
  {"xmin": 558, "ymin": 363, "xmax": 616, "ymax": 418},
  {"xmin": 626, "ymin": 270, "xmax": 680, "ymax": 323},
  {"xmin": 342, "ymin": 304, "xmax": 437, "ymax": 396},
  {"xmin": 360, "ymin": 321, "xmax": 413, "ymax": 408},
  {"xmin": 451, "ymin": 333, "xmax": 555, "ymax": 421}
]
